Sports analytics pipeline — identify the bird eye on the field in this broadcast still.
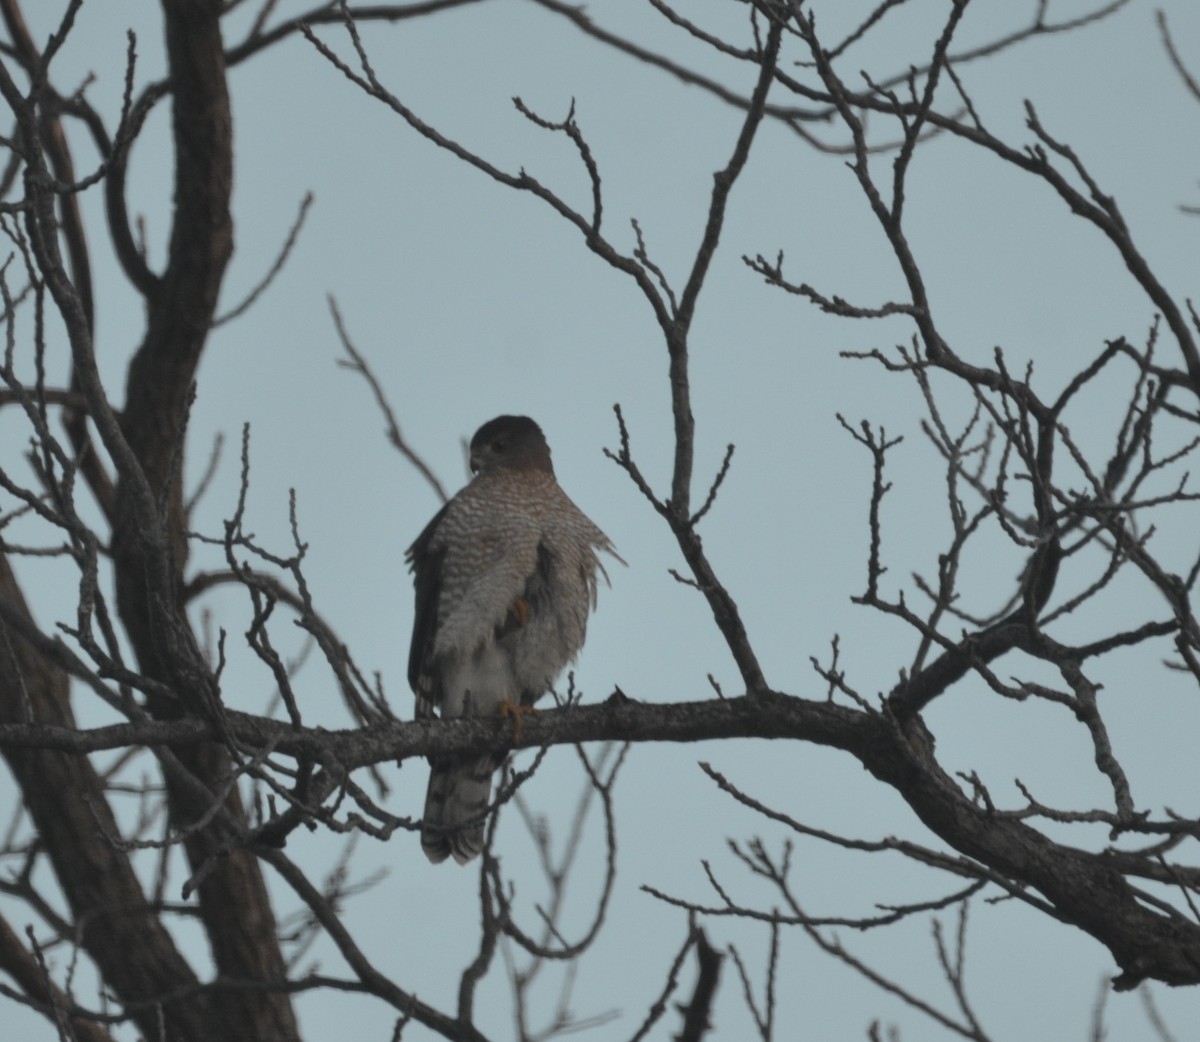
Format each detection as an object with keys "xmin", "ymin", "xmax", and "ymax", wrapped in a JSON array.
[{"xmin": 491, "ymin": 437, "xmax": 507, "ymax": 453}]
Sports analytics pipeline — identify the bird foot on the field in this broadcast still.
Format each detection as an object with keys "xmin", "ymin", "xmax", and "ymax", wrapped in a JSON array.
[{"xmin": 499, "ymin": 700, "xmax": 539, "ymax": 741}]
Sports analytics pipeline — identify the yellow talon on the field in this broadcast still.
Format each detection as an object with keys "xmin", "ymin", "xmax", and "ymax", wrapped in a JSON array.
[{"xmin": 499, "ymin": 700, "xmax": 539, "ymax": 741}]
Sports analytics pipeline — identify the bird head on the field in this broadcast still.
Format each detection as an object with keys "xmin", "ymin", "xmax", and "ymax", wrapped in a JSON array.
[{"xmin": 468, "ymin": 415, "xmax": 554, "ymax": 476}]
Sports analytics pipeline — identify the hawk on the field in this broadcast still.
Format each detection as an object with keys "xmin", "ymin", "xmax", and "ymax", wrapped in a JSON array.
[{"xmin": 406, "ymin": 415, "xmax": 618, "ymax": 864}]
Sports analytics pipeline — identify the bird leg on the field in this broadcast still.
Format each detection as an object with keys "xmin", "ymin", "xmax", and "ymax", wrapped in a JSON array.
[
  {"xmin": 509, "ymin": 596, "xmax": 530, "ymax": 626},
  {"xmin": 495, "ymin": 597, "xmax": 537, "ymax": 740},
  {"xmin": 494, "ymin": 596, "xmax": 532, "ymax": 642}
]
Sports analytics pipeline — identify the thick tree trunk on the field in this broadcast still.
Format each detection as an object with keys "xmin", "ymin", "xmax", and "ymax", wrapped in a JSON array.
[
  {"xmin": 0, "ymin": 555, "xmax": 216, "ymax": 1041},
  {"xmin": 105, "ymin": 2, "xmax": 301, "ymax": 1038}
]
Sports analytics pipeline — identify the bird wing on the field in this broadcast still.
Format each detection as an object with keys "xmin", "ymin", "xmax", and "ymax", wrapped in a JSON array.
[
  {"xmin": 432, "ymin": 518, "xmax": 541, "ymax": 665},
  {"xmin": 406, "ymin": 489, "xmax": 542, "ymax": 712},
  {"xmin": 406, "ymin": 501, "xmax": 450, "ymax": 711}
]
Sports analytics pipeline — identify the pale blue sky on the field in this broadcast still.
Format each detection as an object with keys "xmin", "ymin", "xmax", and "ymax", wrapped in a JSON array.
[{"xmin": 3, "ymin": 1, "xmax": 1200, "ymax": 1039}]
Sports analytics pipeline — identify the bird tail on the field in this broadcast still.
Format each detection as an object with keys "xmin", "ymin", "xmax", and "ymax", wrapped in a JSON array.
[{"xmin": 421, "ymin": 757, "xmax": 496, "ymax": 865}]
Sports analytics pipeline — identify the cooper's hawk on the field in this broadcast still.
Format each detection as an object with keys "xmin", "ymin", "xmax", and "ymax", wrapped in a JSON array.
[{"xmin": 406, "ymin": 415, "xmax": 618, "ymax": 864}]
